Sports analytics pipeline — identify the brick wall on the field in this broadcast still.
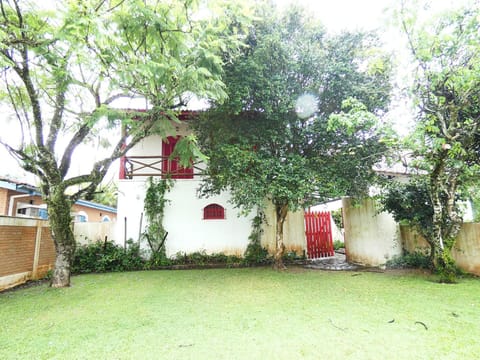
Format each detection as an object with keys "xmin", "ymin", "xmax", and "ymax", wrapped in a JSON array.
[
  {"xmin": 0, "ymin": 225, "xmax": 36, "ymax": 276},
  {"xmin": 0, "ymin": 188, "xmax": 10, "ymax": 215},
  {"xmin": 38, "ymin": 226, "xmax": 56, "ymax": 269},
  {"xmin": 0, "ymin": 217, "xmax": 55, "ymax": 291}
]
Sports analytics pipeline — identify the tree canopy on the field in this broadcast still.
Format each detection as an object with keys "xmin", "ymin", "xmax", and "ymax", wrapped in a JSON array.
[
  {"xmin": 0, "ymin": 0, "xmax": 250, "ymax": 286},
  {"xmin": 193, "ymin": 4, "xmax": 393, "ymax": 268},
  {"xmin": 381, "ymin": 1, "xmax": 480, "ymax": 282}
]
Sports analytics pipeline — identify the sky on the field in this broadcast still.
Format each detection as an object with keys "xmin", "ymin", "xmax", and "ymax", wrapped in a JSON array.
[
  {"xmin": 275, "ymin": 0, "xmax": 394, "ymax": 32},
  {"xmin": 0, "ymin": 0, "xmax": 474, "ymax": 182}
]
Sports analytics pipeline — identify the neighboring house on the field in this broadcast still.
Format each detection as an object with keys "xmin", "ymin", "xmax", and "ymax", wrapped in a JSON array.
[
  {"xmin": 116, "ymin": 112, "xmax": 306, "ymax": 257},
  {"xmin": 0, "ymin": 177, "xmax": 117, "ymax": 222}
]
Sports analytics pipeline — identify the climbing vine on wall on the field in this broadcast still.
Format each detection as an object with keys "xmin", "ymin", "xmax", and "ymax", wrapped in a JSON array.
[{"xmin": 142, "ymin": 177, "xmax": 173, "ymax": 257}]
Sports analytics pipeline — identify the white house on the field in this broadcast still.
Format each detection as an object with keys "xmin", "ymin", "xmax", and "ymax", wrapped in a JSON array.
[{"xmin": 115, "ymin": 112, "xmax": 307, "ymax": 258}]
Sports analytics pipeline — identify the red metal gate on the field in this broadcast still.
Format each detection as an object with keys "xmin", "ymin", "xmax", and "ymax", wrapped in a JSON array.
[{"xmin": 305, "ymin": 211, "xmax": 334, "ymax": 259}]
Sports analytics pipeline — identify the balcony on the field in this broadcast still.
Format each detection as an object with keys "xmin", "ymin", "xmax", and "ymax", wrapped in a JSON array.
[{"xmin": 119, "ymin": 155, "xmax": 202, "ymax": 179}]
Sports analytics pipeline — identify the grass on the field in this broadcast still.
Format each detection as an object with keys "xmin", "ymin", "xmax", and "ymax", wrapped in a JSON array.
[{"xmin": 0, "ymin": 268, "xmax": 479, "ymax": 359}]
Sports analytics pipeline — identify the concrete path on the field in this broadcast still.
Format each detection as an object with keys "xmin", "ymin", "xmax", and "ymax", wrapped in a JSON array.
[{"xmin": 305, "ymin": 252, "xmax": 359, "ymax": 271}]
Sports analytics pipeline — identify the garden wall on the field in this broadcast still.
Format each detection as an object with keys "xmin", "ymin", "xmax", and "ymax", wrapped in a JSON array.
[
  {"xmin": 261, "ymin": 201, "xmax": 306, "ymax": 255},
  {"xmin": 342, "ymin": 197, "xmax": 402, "ymax": 267},
  {"xmin": 343, "ymin": 197, "xmax": 480, "ymax": 275},
  {"xmin": 73, "ymin": 222, "xmax": 116, "ymax": 245},
  {"xmin": 0, "ymin": 216, "xmax": 55, "ymax": 291},
  {"xmin": 401, "ymin": 223, "xmax": 480, "ymax": 276}
]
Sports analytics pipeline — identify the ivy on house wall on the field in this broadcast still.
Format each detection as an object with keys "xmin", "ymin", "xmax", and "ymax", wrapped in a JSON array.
[{"xmin": 142, "ymin": 177, "xmax": 172, "ymax": 259}]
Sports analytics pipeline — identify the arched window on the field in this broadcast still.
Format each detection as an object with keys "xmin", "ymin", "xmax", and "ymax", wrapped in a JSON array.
[
  {"xmin": 75, "ymin": 211, "xmax": 88, "ymax": 222},
  {"xmin": 203, "ymin": 204, "xmax": 225, "ymax": 220},
  {"xmin": 102, "ymin": 215, "xmax": 111, "ymax": 222}
]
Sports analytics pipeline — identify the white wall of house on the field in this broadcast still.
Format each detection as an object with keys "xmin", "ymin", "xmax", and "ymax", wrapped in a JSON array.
[{"xmin": 116, "ymin": 178, "xmax": 254, "ymax": 257}]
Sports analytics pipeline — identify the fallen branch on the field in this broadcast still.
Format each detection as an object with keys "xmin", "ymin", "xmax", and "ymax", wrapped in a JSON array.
[
  {"xmin": 415, "ymin": 321, "xmax": 428, "ymax": 330},
  {"xmin": 328, "ymin": 318, "xmax": 347, "ymax": 331}
]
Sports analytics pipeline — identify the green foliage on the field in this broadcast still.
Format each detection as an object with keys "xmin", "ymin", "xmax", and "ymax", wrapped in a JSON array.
[
  {"xmin": 72, "ymin": 240, "xmax": 144, "ymax": 274},
  {"xmin": 43, "ymin": 269, "xmax": 54, "ymax": 281},
  {"xmin": 436, "ymin": 249, "xmax": 463, "ymax": 284},
  {"xmin": 333, "ymin": 240, "xmax": 344, "ymax": 251},
  {"xmin": 88, "ymin": 182, "xmax": 118, "ymax": 208},
  {"xmin": 331, "ymin": 210, "xmax": 344, "ymax": 229},
  {"xmin": 194, "ymin": 4, "xmax": 393, "ymax": 268},
  {"xmin": 244, "ymin": 213, "xmax": 270, "ymax": 265},
  {"xmin": 142, "ymin": 177, "xmax": 172, "ymax": 257},
  {"xmin": 0, "ymin": 0, "xmax": 252, "ymax": 286},
  {"xmin": 72, "ymin": 240, "xmax": 271, "ymax": 273},
  {"xmin": 171, "ymin": 251, "xmax": 243, "ymax": 267},
  {"xmin": 195, "ymin": 6, "xmax": 393, "ymax": 211},
  {"xmin": 386, "ymin": 252, "xmax": 431, "ymax": 270},
  {"xmin": 390, "ymin": 2, "xmax": 480, "ymax": 281},
  {"xmin": 380, "ymin": 178, "xmax": 434, "ymax": 241}
]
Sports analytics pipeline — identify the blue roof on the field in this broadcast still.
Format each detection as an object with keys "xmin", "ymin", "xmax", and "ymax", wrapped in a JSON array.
[{"xmin": 74, "ymin": 199, "xmax": 117, "ymax": 213}]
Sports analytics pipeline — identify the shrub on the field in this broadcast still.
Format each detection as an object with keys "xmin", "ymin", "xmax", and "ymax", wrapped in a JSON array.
[
  {"xmin": 385, "ymin": 252, "xmax": 431, "ymax": 269},
  {"xmin": 333, "ymin": 240, "xmax": 344, "ymax": 250},
  {"xmin": 331, "ymin": 209, "xmax": 343, "ymax": 229},
  {"xmin": 243, "ymin": 212, "xmax": 271, "ymax": 265},
  {"xmin": 72, "ymin": 240, "xmax": 145, "ymax": 274}
]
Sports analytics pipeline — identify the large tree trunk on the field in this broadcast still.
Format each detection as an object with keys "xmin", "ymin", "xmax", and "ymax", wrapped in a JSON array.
[
  {"xmin": 273, "ymin": 204, "xmax": 288, "ymax": 270},
  {"xmin": 429, "ymin": 160, "xmax": 461, "ymax": 283},
  {"xmin": 47, "ymin": 188, "xmax": 76, "ymax": 288}
]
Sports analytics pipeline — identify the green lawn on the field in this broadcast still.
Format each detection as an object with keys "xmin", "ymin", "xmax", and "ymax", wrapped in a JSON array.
[{"xmin": 0, "ymin": 268, "xmax": 479, "ymax": 359}]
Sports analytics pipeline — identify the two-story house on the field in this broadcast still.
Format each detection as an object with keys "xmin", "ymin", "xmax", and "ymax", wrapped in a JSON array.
[{"xmin": 116, "ymin": 112, "xmax": 306, "ymax": 257}]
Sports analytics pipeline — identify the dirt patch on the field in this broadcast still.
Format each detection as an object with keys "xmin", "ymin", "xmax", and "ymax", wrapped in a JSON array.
[{"xmin": 0, "ymin": 278, "xmax": 50, "ymax": 295}]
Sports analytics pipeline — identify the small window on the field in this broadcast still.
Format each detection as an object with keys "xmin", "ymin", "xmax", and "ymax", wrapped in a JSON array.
[{"xmin": 203, "ymin": 204, "xmax": 225, "ymax": 220}]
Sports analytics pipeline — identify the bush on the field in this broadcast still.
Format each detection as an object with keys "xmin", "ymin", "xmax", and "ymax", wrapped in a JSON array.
[
  {"xmin": 73, "ymin": 240, "xmax": 269, "ymax": 273},
  {"xmin": 169, "ymin": 251, "xmax": 243, "ymax": 267},
  {"xmin": 243, "ymin": 241, "xmax": 270, "ymax": 265},
  {"xmin": 72, "ymin": 240, "xmax": 145, "ymax": 274},
  {"xmin": 331, "ymin": 209, "xmax": 343, "ymax": 229},
  {"xmin": 333, "ymin": 240, "xmax": 344, "ymax": 250},
  {"xmin": 385, "ymin": 252, "xmax": 431, "ymax": 269},
  {"xmin": 243, "ymin": 213, "xmax": 270, "ymax": 265}
]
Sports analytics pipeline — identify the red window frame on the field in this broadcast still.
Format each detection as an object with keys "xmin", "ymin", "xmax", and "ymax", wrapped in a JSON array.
[
  {"xmin": 203, "ymin": 204, "xmax": 226, "ymax": 220},
  {"xmin": 162, "ymin": 136, "xmax": 194, "ymax": 179}
]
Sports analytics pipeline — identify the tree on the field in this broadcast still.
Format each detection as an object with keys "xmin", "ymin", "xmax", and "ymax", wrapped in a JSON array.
[
  {"xmin": 0, "ymin": 0, "xmax": 248, "ymax": 287},
  {"xmin": 193, "ymin": 4, "xmax": 393, "ymax": 269},
  {"xmin": 89, "ymin": 183, "xmax": 117, "ymax": 208},
  {"xmin": 382, "ymin": 1, "xmax": 480, "ymax": 282}
]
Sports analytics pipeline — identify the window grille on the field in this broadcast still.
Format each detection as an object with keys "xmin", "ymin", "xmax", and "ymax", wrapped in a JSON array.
[{"xmin": 203, "ymin": 204, "xmax": 225, "ymax": 220}]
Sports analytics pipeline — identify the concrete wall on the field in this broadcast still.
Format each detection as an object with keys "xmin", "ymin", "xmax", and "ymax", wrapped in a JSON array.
[
  {"xmin": 261, "ymin": 201, "xmax": 306, "ymax": 255},
  {"xmin": 401, "ymin": 223, "xmax": 480, "ymax": 276},
  {"xmin": 342, "ymin": 197, "xmax": 402, "ymax": 266},
  {"xmin": 73, "ymin": 222, "xmax": 117, "ymax": 245},
  {"xmin": 0, "ymin": 216, "xmax": 55, "ymax": 291}
]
